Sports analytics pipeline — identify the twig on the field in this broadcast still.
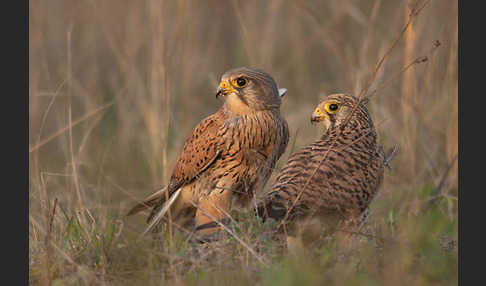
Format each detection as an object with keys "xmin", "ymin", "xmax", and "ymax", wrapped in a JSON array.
[
  {"xmin": 35, "ymin": 79, "xmax": 67, "ymax": 148},
  {"xmin": 366, "ymin": 40, "xmax": 441, "ymax": 100},
  {"xmin": 357, "ymin": 0, "xmax": 433, "ymax": 101},
  {"xmin": 47, "ymin": 198, "xmax": 58, "ymax": 238},
  {"xmin": 29, "ymin": 100, "xmax": 116, "ymax": 153}
]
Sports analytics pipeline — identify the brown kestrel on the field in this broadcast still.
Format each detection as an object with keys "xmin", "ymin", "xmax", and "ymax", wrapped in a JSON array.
[
  {"xmin": 128, "ymin": 67, "xmax": 289, "ymax": 241},
  {"xmin": 257, "ymin": 94, "xmax": 396, "ymax": 248}
]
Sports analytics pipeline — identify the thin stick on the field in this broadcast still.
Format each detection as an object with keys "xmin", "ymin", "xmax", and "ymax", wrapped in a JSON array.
[
  {"xmin": 29, "ymin": 100, "xmax": 115, "ymax": 153},
  {"xmin": 47, "ymin": 198, "xmax": 58, "ymax": 238},
  {"xmin": 357, "ymin": 0, "xmax": 433, "ymax": 101},
  {"xmin": 366, "ymin": 40, "xmax": 441, "ymax": 100},
  {"xmin": 35, "ymin": 79, "xmax": 67, "ymax": 148}
]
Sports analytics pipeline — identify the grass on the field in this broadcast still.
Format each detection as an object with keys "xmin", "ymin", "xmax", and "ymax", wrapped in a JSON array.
[
  {"xmin": 30, "ymin": 0, "xmax": 457, "ymax": 285},
  {"xmin": 29, "ymin": 198, "xmax": 457, "ymax": 285}
]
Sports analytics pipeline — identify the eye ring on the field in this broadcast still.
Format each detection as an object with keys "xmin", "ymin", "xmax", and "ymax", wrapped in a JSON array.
[
  {"xmin": 324, "ymin": 102, "xmax": 340, "ymax": 113},
  {"xmin": 232, "ymin": 77, "xmax": 248, "ymax": 88}
]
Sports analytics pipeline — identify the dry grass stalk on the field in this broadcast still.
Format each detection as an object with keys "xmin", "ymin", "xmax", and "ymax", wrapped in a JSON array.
[{"xmin": 189, "ymin": 201, "xmax": 268, "ymax": 267}]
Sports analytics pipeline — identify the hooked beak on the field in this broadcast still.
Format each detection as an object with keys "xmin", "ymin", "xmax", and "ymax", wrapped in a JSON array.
[
  {"xmin": 311, "ymin": 106, "xmax": 328, "ymax": 124},
  {"xmin": 310, "ymin": 113, "xmax": 326, "ymax": 124},
  {"xmin": 215, "ymin": 81, "xmax": 237, "ymax": 99},
  {"xmin": 215, "ymin": 86, "xmax": 224, "ymax": 98}
]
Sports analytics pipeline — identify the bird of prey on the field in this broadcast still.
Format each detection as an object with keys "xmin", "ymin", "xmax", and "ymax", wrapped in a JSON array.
[
  {"xmin": 128, "ymin": 67, "xmax": 289, "ymax": 241},
  {"xmin": 257, "ymin": 93, "xmax": 396, "ymax": 248}
]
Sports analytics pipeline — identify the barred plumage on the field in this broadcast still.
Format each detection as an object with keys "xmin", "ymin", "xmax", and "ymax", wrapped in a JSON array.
[
  {"xmin": 128, "ymin": 67, "xmax": 289, "ymax": 240},
  {"xmin": 257, "ymin": 94, "xmax": 391, "ymax": 241}
]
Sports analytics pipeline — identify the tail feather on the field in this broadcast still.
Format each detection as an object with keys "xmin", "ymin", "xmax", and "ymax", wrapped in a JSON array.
[
  {"xmin": 141, "ymin": 188, "xmax": 182, "ymax": 237},
  {"xmin": 126, "ymin": 186, "xmax": 168, "ymax": 217},
  {"xmin": 255, "ymin": 199, "xmax": 287, "ymax": 223}
]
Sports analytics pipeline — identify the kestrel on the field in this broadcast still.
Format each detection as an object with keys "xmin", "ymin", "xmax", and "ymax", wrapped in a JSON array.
[
  {"xmin": 257, "ymin": 94, "xmax": 395, "ymax": 246},
  {"xmin": 128, "ymin": 67, "xmax": 289, "ymax": 241}
]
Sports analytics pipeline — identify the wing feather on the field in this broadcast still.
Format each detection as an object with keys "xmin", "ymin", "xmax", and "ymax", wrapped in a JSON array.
[
  {"xmin": 167, "ymin": 108, "xmax": 227, "ymax": 195},
  {"xmin": 126, "ymin": 108, "xmax": 227, "ymax": 217}
]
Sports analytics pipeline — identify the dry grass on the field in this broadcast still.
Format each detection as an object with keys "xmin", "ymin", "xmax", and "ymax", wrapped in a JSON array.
[{"xmin": 29, "ymin": 0, "xmax": 457, "ymax": 285}]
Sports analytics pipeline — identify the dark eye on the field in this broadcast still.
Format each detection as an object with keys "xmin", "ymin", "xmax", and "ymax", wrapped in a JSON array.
[
  {"xmin": 234, "ymin": 77, "xmax": 248, "ymax": 88},
  {"xmin": 329, "ymin": 103, "xmax": 338, "ymax": 111}
]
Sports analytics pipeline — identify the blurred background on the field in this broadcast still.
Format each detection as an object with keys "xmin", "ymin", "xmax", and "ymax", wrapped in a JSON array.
[{"xmin": 29, "ymin": 0, "xmax": 457, "ymax": 284}]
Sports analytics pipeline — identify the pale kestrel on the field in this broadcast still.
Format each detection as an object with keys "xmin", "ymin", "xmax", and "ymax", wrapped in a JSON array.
[
  {"xmin": 128, "ymin": 67, "xmax": 289, "ymax": 241},
  {"xmin": 257, "ymin": 94, "xmax": 395, "ymax": 246}
]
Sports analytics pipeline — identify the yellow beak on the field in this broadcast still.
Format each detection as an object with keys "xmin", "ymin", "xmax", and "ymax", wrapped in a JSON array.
[
  {"xmin": 216, "ymin": 81, "xmax": 237, "ymax": 98},
  {"xmin": 311, "ymin": 108, "xmax": 327, "ymax": 124}
]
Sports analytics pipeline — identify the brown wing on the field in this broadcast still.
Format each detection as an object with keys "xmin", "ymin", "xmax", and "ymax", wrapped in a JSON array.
[
  {"xmin": 166, "ymin": 107, "xmax": 228, "ymax": 196},
  {"xmin": 126, "ymin": 108, "xmax": 228, "ymax": 217},
  {"xmin": 258, "ymin": 126, "xmax": 383, "ymax": 224}
]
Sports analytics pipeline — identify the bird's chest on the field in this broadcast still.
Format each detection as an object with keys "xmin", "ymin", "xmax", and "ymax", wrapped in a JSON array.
[
  {"xmin": 195, "ymin": 115, "xmax": 279, "ymax": 192},
  {"xmin": 220, "ymin": 114, "xmax": 278, "ymax": 164}
]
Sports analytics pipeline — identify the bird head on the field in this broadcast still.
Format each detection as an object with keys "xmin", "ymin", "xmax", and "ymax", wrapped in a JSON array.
[
  {"xmin": 311, "ymin": 94, "xmax": 370, "ymax": 130},
  {"xmin": 216, "ymin": 67, "xmax": 283, "ymax": 114}
]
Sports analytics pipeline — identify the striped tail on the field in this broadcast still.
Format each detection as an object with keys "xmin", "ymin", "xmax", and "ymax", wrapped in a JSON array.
[
  {"xmin": 141, "ymin": 188, "xmax": 182, "ymax": 237},
  {"xmin": 126, "ymin": 186, "xmax": 168, "ymax": 217}
]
